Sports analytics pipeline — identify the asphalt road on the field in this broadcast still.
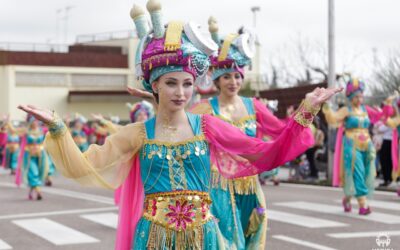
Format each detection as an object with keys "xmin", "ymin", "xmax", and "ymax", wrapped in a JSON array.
[{"xmin": 0, "ymin": 169, "xmax": 399, "ymax": 250}]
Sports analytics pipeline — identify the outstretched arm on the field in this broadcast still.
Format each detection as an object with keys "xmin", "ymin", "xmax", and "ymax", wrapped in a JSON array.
[
  {"xmin": 205, "ymin": 86, "xmax": 342, "ymax": 178},
  {"xmin": 18, "ymin": 105, "xmax": 144, "ymax": 189}
]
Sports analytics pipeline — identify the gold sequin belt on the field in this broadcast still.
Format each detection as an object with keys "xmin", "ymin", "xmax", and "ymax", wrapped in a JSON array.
[
  {"xmin": 143, "ymin": 190, "xmax": 212, "ymax": 232},
  {"xmin": 6, "ymin": 143, "xmax": 19, "ymax": 152},
  {"xmin": 25, "ymin": 144, "xmax": 44, "ymax": 156},
  {"xmin": 345, "ymin": 128, "xmax": 371, "ymax": 151}
]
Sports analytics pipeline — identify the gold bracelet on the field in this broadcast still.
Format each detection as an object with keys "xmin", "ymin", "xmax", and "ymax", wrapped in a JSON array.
[{"xmin": 303, "ymin": 99, "xmax": 321, "ymax": 116}]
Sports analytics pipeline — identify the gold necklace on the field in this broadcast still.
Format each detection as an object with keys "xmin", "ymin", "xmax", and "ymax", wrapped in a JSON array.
[{"xmin": 159, "ymin": 115, "xmax": 178, "ymax": 141}]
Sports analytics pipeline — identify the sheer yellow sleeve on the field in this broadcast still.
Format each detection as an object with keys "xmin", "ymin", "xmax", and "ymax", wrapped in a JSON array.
[
  {"xmin": 101, "ymin": 120, "xmax": 121, "ymax": 134},
  {"xmin": 386, "ymin": 116, "xmax": 400, "ymax": 129},
  {"xmin": 44, "ymin": 121, "xmax": 145, "ymax": 189},
  {"xmin": 189, "ymin": 101, "xmax": 213, "ymax": 115},
  {"xmin": 322, "ymin": 105, "xmax": 348, "ymax": 125}
]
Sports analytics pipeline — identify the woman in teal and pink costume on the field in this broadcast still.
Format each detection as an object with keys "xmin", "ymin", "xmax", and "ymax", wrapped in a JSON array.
[
  {"xmin": 18, "ymin": 1, "xmax": 340, "ymax": 249},
  {"xmin": 190, "ymin": 17, "xmax": 288, "ymax": 250},
  {"xmin": 1, "ymin": 119, "xmax": 21, "ymax": 175},
  {"xmin": 384, "ymin": 96, "xmax": 400, "ymax": 196},
  {"xmin": 14, "ymin": 114, "xmax": 52, "ymax": 200},
  {"xmin": 323, "ymin": 78, "xmax": 390, "ymax": 215},
  {"xmin": 69, "ymin": 113, "xmax": 90, "ymax": 152}
]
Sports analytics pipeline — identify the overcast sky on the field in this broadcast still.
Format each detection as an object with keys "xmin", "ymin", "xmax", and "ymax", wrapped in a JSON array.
[{"xmin": 1, "ymin": 0, "xmax": 399, "ymax": 85}]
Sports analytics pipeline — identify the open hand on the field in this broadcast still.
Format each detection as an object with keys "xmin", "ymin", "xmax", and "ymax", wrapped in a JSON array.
[
  {"xmin": 17, "ymin": 105, "xmax": 53, "ymax": 125},
  {"xmin": 91, "ymin": 113, "xmax": 104, "ymax": 121},
  {"xmin": 127, "ymin": 86, "xmax": 155, "ymax": 100},
  {"xmin": 305, "ymin": 87, "xmax": 343, "ymax": 107}
]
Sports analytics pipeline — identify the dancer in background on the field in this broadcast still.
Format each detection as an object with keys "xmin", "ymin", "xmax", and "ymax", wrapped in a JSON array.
[
  {"xmin": 189, "ymin": 17, "xmax": 297, "ymax": 249},
  {"xmin": 385, "ymin": 96, "xmax": 400, "ymax": 196},
  {"xmin": 12, "ymin": 114, "xmax": 52, "ymax": 200},
  {"xmin": 68, "ymin": 113, "xmax": 90, "ymax": 152},
  {"xmin": 1, "ymin": 116, "xmax": 21, "ymax": 175},
  {"xmin": 323, "ymin": 78, "xmax": 390, "ymax": 215}
]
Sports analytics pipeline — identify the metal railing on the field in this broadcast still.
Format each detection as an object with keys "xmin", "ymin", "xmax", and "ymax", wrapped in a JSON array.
[
  {"xmin": 75, "ymin": 30, "xmax": 137, "ymax": 44},
  {"xmin": 0, "ymin": 42, "xmax": 69, "ymax": 53}
]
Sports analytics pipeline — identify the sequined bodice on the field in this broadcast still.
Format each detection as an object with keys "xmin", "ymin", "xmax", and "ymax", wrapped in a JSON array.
[
  {"xmin": 344, "ymin": 105, "xmax": 370, "ymax": 129},
  {"xmin": 209, "ymin": 96, "xmax": 257, "ymax": 137},
  {"xmin": 139, "ymin": 113, "xmax": 211, "ymax": 194},
  {"xmin": 26, "ymin": 130, "xmax": 45, "ymax": 145},
  {"xmin": 7, "ymin": 134, "xmax": 20, "ymax": 143},
  {"xmin": 72, "ymin": 130, "xmax": 86, "ymax": 138}
]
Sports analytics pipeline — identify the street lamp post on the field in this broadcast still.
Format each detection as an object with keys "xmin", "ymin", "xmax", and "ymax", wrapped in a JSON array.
[
  {"xmin": 251, "ymin": 6, "xmax": 261, "ymax": 97},
  {"xmin": 327, "ymin": 0, "xmax": 335, "ymax": 183}
]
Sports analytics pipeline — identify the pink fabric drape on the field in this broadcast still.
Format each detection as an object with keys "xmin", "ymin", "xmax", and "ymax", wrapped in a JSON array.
[
  {"xmin": 366, "ymin": 105, "xmax": 385, "ymax": 124},
  {"xmin": 0, "ymin": 132, "xmax": 7, "ymax": 167},
  {"xmin": 114, "ymin": 186, "xmax": 122, "ymax": 205},
  {"xmin": 333, "ymin": 125, "xmax": 344, "ymax": 187},
  {"xmin": 115, "ymin": 156, "xmax": 144, "ymax": 250},
  {"xmin": 203, "ymin": 114, "xmax": 314, "ymax": 178},
  {"xmin": 253, "ymin": 98, "xmax": 287, "ymax": 139},
  {"xmin": 392, "ymin": 129, "xmax": 399, "ymax": 175},
  {"xmin": 15, "ymin": 135, "xmax": 26, "ymax": 187},
  {"xmin": 83, "ymin": 126, "xmax": 94, "ymax": 136}
]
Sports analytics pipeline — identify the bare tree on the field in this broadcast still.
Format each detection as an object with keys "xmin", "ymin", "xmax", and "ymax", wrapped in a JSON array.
[{"xmin": 371, "ymin": 49, "xmax": 400, "ymax": 98}]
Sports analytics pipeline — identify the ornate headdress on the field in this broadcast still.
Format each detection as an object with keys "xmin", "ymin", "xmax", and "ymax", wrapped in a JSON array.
[
  {"xmin": 73, "ymin": 113, "xmax": 87, "ymax": 124},
  {"xmin": 131, "ymin": 0, "xmax": 218, "ymax": 93},
  {"xmin": 127, "ymin": 101, "xmax": 154, "ymax": 123},
  {"xmin": 208, "ymin": 16, "xmax": 256, "ymax": 81},
  {"xmin": 345, "ymin": 78, "xmax": 365, "ymax": 99}
]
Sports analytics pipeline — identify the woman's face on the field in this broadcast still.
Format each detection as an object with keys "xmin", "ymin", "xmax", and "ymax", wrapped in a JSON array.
[
  {"xmin": 74, "ymin": 120, "xmax": 83, "ymax": 130},
  {"xmin": 215, "ymin": 71, "xmax": 243, "ymax": 98},
  {"xmin": 30, "ymin": 120, "xmax": 39, "ymax": 130},
  {"xmin": 351, "ymin": 92, "xmax": 364, "ymax": 107},
  {"xmin": 135, "ymin": 110, "xmax": 148, "ymax": 122},
  {"xmin": 152, "ymin": 71, "xmax": 194, "ymax": 112}
]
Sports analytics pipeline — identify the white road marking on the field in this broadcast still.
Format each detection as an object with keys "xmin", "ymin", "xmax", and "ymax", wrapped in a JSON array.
[
  {"xmin": 268, "ymin": 210, "xmax": 347, "ymax": 228},
  {"xmin": 0, "ymin": 207, "xmax": 117, "ymax": 220},
  {"xmin": 0, "ymin": 239, "xmax": 12, "ymax": 250},
  {"xmin": 328, "ymin": 230, "xmax": 400, "ymax": 239},
  {"xmin": 272, "ymin": 235, "xmax": 338, "ymax": 250},
  {"xmin": 275, "ymin": 201, "xmax": 400, "ymax": 224},
  {"xmin": 12, "ymin": 218, "xmax": 99, "ymax": 245},
  {"xmin": 41, "ymin": 187, "xmax": 114, "ymax": 204},
  {"xmin": 80, "ymin": 213, "xmax": 118, "ymax": 229},
  {"xmin": 0, "ymin": 182, "xmax": 114, "ymax": 204}
]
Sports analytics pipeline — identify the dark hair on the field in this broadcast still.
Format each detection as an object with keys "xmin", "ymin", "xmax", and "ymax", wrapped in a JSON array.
[
  {"xmin": 153, "ymin": 92, "xmax": 159, "ymax": 104},
  {"xmin": 213, "ymin": 79, "xmax": 221, "ymax": 90}
]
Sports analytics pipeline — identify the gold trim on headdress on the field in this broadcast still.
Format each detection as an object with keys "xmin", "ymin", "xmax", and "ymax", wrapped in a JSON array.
[
  {"xmin": 164, "ymin": 21, "xmax": 184, "ymax": 51},
  {"xmin": 218, "ymin": 33, "xmax": 238, "ymax": 61}
]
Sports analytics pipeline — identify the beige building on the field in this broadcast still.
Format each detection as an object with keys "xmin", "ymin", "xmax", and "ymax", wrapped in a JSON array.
[{"xmin": 0, "ymin": 30, "xmax": 263, "ymax": 121}]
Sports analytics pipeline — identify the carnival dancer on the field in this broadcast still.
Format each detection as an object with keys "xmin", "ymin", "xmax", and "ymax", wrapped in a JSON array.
[
  {"xmin": 323, "ymin": 78, "xmax": 390, "ymax": 215},
  {"xmin": 0, "ymin": 116, "xmax": 21, "ymax": 175},
  {"xmin": 1, "ymin": 119, "xmax": 21, "ymax": 175},
  {"xmin": 189, "ymin": 17, "xmax": 293, "ymax": 249},
  {"xmin": 68, "ymin": 113, "xmax": 91, "ymax": 152},
  {"xmin": 18, "ymin": 1, "xmax": 340, "ymax": 248},
  {"xmin": 384, "ymin": 96, "xmax": 400, "ymax": 196},
  {"xmin": 13, "ymin": 114, "xmax": 52, "ymax": 200},
  {"xmin": 0, "ymin": 116, "xmax": 10, "ymax": 171}
]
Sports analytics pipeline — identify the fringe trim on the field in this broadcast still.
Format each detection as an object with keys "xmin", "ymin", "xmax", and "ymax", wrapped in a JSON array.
[
  {"xmin": 211, "ymin": 169, "xmax": 258, "ymax": 195},
  {"xmin": 147, "ymin": 222, "xmax": 204, "ymax": 250}
]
